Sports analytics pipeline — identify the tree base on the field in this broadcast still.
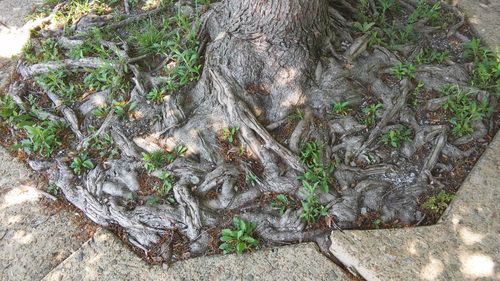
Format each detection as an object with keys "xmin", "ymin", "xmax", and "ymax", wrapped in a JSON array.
[{"xmin": 3, "ymin": 0, "xmax": 498, "ymax": 263}]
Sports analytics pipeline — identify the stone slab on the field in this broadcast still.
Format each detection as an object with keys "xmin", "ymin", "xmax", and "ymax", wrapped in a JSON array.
[
  {"xmin": 0, "ymin": 147, "xmax": 91, "ymax": 281},
  {"xmin": 0, "ymin": 0, "xmax": 43, "ymax": 28},
  {"xmin": 456, "ymin": 0, "xmax": 500, "ymax": 48},
  {"xmin": 0, "ymin": 0, "xmax": 43, "ymax": 59},
  {"xmin": 329, "ymin": 132, "xmax": 500, "ymax": 281},
  {"xmin": 42, "ymin": 228, "xmax": 350, "ymax": 281},
  {"xmin": 1, "ymin": 1, "xmax": 92, "ymax": 279}
]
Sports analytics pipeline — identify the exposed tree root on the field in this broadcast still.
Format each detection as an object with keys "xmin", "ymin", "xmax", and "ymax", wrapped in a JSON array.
[{"xmin": 3, "ymin": 0, "xmax": 498, "ymax": 263}]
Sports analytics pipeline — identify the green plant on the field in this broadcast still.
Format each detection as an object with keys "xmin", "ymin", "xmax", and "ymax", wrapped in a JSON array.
[
  {"xmin": 131, "ymin": 18, "xmax": 170, "ymax": 55},
  {"xmin": 82, "ymin": 130, "xmax": 118, "ymax": 159},
  {"xmin": 408, "ymin": 81, "xmax": 424, "ymax": 108},
  {"xmin": 297, "ymin": 141, "xmax": 332, "ymax": 223},
  {"xmin": 0, "ymin": 95, "xmax": 20, "ymax": 121},
  {"xmin": 356, "ymin": 0, "xmax": 373, "ymax": 23},
  {"xmin": 463, "ymin": 38, "xmax": 482, "ymax": 61},
  {"xmin": 53, "ymin": 0, "xmax": 110, "ymax": 27},
  {"xmin": 408, "ymin": 0, "xmax": 441, "ymax": 25},
  {"xmin": 271, "ymin": 194, "xmax": 292, "ymax": 215},
  {"xmin": 168, "ymin": 48, "xmax": 202, "ymax": 87},
  {"xmin": 47, "ymin": 183, "xmax": 60, "ymax": 196},
  {"xmin": 391, "ymin": 62, "xmax": 416, "ymax": 80},
  {"xmin": 146, "ymin": 87, "xmax": 166, "ymax": 104},
  {"xmin": 173, "ymin": 145, "xmax": 188, "ymax": 156},
  {"xmin": 463, "ymin": 39, "xmax": 499, "ymax": 92},
  {"xmin": 288, "ymin": 108, "xmax": 304, "ymax": 121},
  {"xmin": 36, "ymin": 70, "xmax": 79, "ymax": 106},
  {"xmin": 331, "ymin": 101, "xmax": 351, "ymax": 115},
  {"xmin": 21, "ymin": 40, "xmax": 39, "ymax": 64},
  {"xmin": 146, "ymin": 195, "xmax": 160, "ymax": 205},
  {"xmin": 368, "ymin": 30, "xmax": 383, "ymax": 47},
  {"xmin": 143, "ymin": 150, "xmax": 167, "ymax": 173},
  {"xmin": 112, "ymin": 100, "xmax": 136, "ymax": 119},
  {"xmin": 245, "ymin": 171, "xmax": 258, "ymax": 186},
  {"xmin": 238, "ymin": 144, "xmax": 246, "ymax": 157},
  {"xmin": 300, "ymin": 181, "xmax": 328, "ymax": 223},
  {"xmin": 299, "ymin": 141, "xmax": 321, "ymax": 164},
  {"xmin": 84, "ymin": 64, "xmax": 125, "ymax": 92},
  {"xmin": 414, "ymin": 49, "xmax": 449, "ymax": 65},
  {"xmin": 376, "ymin": 0, "xmax": 397, "ymax": 21},
  {"xmin": 0, "ymin": 95, "xmax": 33, "ymax": 127},
  {"xmin": 194, "ymin": 0, "xmax": 210, "ymax": 5},
  {"xmin": 440, "ymin": 85, "xmax": 491, "ymax": 137},
  {"xmin": 383, "ymin": 24, "xmax": 417, "ymax": 49},
  {"xmin": 372, "ymin": 218, "xmax": 382, "ymax": 229},
  {"xmin": 40, "ymin": 38, "xmax": 61, "ymax": 61},
  {"xmin": 92, "ymin": 105, "xmax": 109, "ymax": 118},
  {"xmin": 154, "ymin": 171, "xmax": 174, "ymax": 196},
  {"xmin": 472, "ymin": 60, "xmax": 499, "ymax": 92},
  {"xmin": 68, "ymin": 28, "xmax": 112, "ymax": 59},
  {"xmin": 219, "ymin": 217, "xmax": 258, "ymax": 255},
  {"xmin": 299, "ymin": 141, "xmax": 333, "ymax": 193},
  {"xmin": 18, "ymin": 121, "xmax": 65, "ymax": 157},
  {"xmin": 142, "ymin": 146, "xmax": 187, "ymax": 173},
  {"xmin": 157, "ymin": 14, "xmax": 202, "ymax": 92},
  {"xmin": 173, "ymin": 12, "xmax": 191, "ymax": 33},
  {"xmin": 381, "ymin": 126, "xmax": 413, "ymax": 148},
  {"xmin": 125, "ymin": 12, "xmax": 201, "ymax": 95},
  {"xmin": 24, "ymin": 94, "xmax": 52, "ymax": 122},
  {"xmin": 222, "ymin": 127, "xmax": 239, "ymax": 143},
  {"xmin": 362, "ymin": 102, "xmax": 383, "ymax": 126},
  {"xmin": 422, "ymin": 191, "xmax": 455, "ymax": 213},
  {"xmin": 70, "ymin": 152, "xmax": 94, "ymax": 175},
  {"xmin": 353, "ymin": 22, "xmax": 375, "ymax": 34}
]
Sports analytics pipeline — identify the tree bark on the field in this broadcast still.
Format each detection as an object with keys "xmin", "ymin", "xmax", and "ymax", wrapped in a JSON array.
[{"xmin": 204, "ymin": 0, "xmax": 330, "ymax": 121}]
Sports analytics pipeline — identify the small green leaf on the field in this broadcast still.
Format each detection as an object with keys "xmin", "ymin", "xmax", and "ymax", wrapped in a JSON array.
[
  {"xmin": 221, "ymin": 229, "xmax": 234, "ymax": 236},
  {"xmin": 236, "ymin": 242, "xmax": 246, "ymax": 255},
  {"xmin": 241, "ymin": 236, "xmax": 257, "ymax": 245}
]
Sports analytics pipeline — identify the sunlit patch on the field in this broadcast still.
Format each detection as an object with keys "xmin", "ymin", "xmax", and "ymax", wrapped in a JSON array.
[
  {"xmin": 460, "ymin": 252, "xmax": 495, "ymax": 278},
  {"xmin": 1, "ymin": 184, "xmax": 41, "ymax": 208},
  {"xmin": 459, "ymin": 227, "xmax": 484, "ymax": 245},
  {"xmin": 214, "ymin": 31, "xmax": 227, "ymax": 41},
  {"xmin": 141, "ymin": 0, "xmax": 160, "ymax": 11},
  {"xmin": 133, "ymin": 135, "xmax": 163, "ymax": 152},
  {"xmin": 276, "ymin": 67, "xmax": 298, "ymax": 86},
  {"xmin": 407, "ymin": 240, "xmax": 418, "ymax": 255},
  {"xmin": 0, "ymin": 26, "xmax": 31, "ymax": 58},
  {"xmin": 451, "ymin": 214, "xmax": 464, "ymax": 228},
  {"xmin": 279, "ymin": 87, "xmax": 304, "ymax": 108},
  {"xmin": 420, "ymin": 257, "xmax": 444, "ymax": 281},
  {"xmin": 129, "ymin": 109, "xmax": 143, "ymax": 120},
  {"xmin": 7, "ymin": 215, "xmax": 22, "ymax": 225},
  {"xmin": 468, "ymin": 16, "xmax": 480, "ymax": 25},
  {"xmin": 12, "ymin": 230, "xmax": 34, "ymax": 244}
]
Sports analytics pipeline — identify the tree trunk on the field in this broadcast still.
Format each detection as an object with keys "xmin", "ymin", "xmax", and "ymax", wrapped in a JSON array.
[
  {"xmin": 204, "ymin": 0, "xmax": 330, "ymax": 121},
  {"xmin": 49, "ymin": 0, "xmax": 337, "ymax": 258}
]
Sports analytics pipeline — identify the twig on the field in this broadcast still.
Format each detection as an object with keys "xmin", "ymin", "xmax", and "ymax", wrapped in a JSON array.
[
  {"xmin": 124, "ymin": 0, "xmax": 130, "ymax": 15},
  {"xmin": 106, "ymin": 5, "xmax": 170, "ymax": 30},
  {"xmin": 0, "ymin": 21, "xmax": 9, "ymax": 28},
  {"xmin": 127, "ymin": 54, "xmax": 150, "ymax": 64},
  {"xmin": 18, "ymin": 58, "xmax": 111, "ymax": 78},
  {"xmin": 0, "ymin": 230, "xmax": 7, "ymax": 240}
]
